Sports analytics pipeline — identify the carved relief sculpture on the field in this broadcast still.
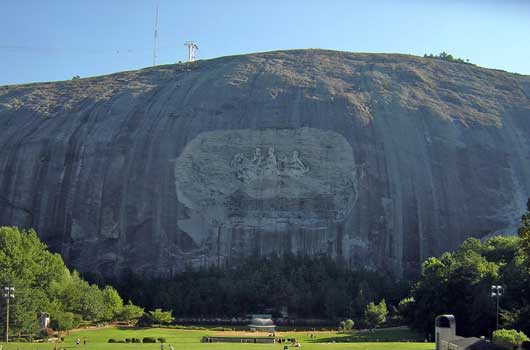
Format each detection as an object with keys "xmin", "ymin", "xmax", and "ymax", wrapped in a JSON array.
[{"xmin": 231, "ymin": 147, "xmax": 309, "ymax": 182}]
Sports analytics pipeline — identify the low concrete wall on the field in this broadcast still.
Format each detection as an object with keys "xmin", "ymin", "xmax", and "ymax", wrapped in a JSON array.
[{"xmin": 201, "ymin": 336, "xmax": 276, "ymax": 344}]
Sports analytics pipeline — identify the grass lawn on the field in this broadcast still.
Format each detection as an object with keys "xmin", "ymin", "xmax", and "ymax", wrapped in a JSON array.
[{"xmin": 0, "ymin": 326, "xmax": 434, "ymax": 350}]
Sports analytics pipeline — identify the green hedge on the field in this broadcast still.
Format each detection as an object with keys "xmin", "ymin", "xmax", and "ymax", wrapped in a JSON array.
[
  {"xmin": 108, "ymin": 339, "xmax": 126, "ymax": 343},
  {"xmin": 143, "ymin": 337, "xmax": 157, "ymax": 343},
  {"xmin": 169, "ymin": 324, "xmax": 207, "ymax": 330},
  {"xmin": 121, "ymin": 337, "xmax": 140, "ymax": 343}
]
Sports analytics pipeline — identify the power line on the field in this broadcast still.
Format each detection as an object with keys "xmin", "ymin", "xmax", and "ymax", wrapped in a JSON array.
[{"xmin": 0, "ymin": 45, "xmax": 173, "ymax": 55}]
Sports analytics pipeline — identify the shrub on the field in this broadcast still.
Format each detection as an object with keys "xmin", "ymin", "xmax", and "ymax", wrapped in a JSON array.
[
  {"xmin": 143, "ymin": 337, "xmax": 157, "ymax": 343},
  {"xmin": 136, "ymin": 314, "xmax": 153, "ymax": 327},
  {"xmin": 364, "ymin": 300, "xmax": 388, "ymax": 329},
  {"xmin": 109, "ymin": 339, "xmax": 126, "ymax": 343},
  {"xmin": 125, "ymin": 338, "xmax": 131, "ymax": 343},
  {"xmin": 339, "ymin": 319, "xmax": 354, "ymax": 332},
  {"xmin": 148, "ymin": 308, "xmax": 174, "ymax": 325},
  {"xmin": 132, "ymin": 338, "xmax": 141, "ymax": 343},
  {"xmin": 493, "ymin": 329, "xmax": 529, "ymax": 349},
  {"xmin": 157, "ymin": 337, "xmax": 166, "ymax": 343}
]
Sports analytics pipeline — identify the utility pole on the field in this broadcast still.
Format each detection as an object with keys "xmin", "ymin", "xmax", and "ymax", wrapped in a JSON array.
[
  {"xmin": 153, "ymin": 2, "xmax": 159, "ymax": 66},
  {"xmin": 491, "ymin": 285, "xmax": 503, "ymax": 331},
  {"xmin": 4, "ymin": 286, "xmax": 14, "ymax": 343},
  {"xmin": 184, "ymin": 41, "xmax": 198, "ymax": 62}
]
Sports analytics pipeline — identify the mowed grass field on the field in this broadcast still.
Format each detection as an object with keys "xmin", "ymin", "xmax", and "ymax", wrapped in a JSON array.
[{"xmin": 0, "ymin": 326, "xmax": 434, "ymax": 350}]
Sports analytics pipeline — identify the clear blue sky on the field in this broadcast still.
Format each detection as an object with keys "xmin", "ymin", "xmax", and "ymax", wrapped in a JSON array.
[{"xmin": 1, "ymin": 0, "xmax": 529, "ymax": 85}]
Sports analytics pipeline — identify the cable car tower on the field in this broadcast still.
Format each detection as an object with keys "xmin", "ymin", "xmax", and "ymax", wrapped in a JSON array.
[{"xmin": 185, "ymin": 41, "xmax": 198, "ymax": 62}]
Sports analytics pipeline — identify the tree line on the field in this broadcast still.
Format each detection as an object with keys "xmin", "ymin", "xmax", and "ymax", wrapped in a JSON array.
[
  {"xmin": 0, "ymin": 227, "xmax": 144, "ymax": 338},
  {"xmin": 106, "ymin": 255, "xmax": 408, "ymax": 322},
  {"xmin": 399, "ymin": 199, "xmax": 530, "ymax": 338},
  {"xmin": 424, "ymin": 52, "xmax": 473, "ymax": 65}
]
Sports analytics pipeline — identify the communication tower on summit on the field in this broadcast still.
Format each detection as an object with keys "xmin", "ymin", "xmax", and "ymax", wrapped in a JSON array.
[
  {"xmin": 185, "ymin": 41, "xmax": 198, "ymax": 62},
  {"xmin": 152, "ymin": 2, "xmax": 159, "ymax": 66}
]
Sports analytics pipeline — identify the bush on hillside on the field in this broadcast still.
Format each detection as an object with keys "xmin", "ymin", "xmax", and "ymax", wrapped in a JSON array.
[
  {"xmin": 157, "ymin": 337, "xmax": 166, "ymax": 343},
  {"xmin": 143, "ymin": 337, "xmax": 157, "ymax": 343}
]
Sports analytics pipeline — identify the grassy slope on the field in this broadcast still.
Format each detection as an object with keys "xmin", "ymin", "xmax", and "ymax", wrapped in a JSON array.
[{"xmin": 0, "ymin": 326, "xmax": 433, "ymax": 350}]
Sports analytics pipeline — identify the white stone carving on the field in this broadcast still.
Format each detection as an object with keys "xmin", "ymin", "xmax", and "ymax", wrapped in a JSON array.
[
  {"xmin": 174, "ymin": 127, "xmax": 358, "ymax": 245},
  {"xmin": 231, "ymin": 147, "xmax": 309, "ymax": 182}
]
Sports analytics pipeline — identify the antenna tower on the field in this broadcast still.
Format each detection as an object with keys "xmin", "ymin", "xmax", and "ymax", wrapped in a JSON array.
[
  {"xmin": 152, "ymin": 3, "xmax": 159, "ymax": 66},
  {"xmin": 185, "ymin": 41, "xmax": 198, "ymax": 62}
]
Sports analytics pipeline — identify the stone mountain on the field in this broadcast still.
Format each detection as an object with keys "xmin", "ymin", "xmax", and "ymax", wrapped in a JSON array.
[{"xmin": 1, "ymin": 49, "xmax": 530, "ymax": 278}]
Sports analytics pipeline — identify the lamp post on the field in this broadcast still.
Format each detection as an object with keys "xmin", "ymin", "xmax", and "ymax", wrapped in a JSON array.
[
  {"xmin": 491, "ymin": 285, "xmax": 503, "ymax": 331},
  {"xmin": 4, "ymin": 286, "xmax": 14, "ymax": 343}
]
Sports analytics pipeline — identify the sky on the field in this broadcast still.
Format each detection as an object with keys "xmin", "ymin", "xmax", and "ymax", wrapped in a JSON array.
[{"xmin": 1, "ymin": 0, "xmax": 529, "ymax": 86}]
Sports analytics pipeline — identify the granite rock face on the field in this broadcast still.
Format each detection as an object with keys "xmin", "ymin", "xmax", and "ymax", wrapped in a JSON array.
[{"xmin": 1, "ymin": 50, "xmax": 530, "ymax": 278}]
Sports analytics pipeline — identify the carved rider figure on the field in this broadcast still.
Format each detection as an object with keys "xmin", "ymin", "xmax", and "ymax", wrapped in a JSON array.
[
  {"xmin": 263, "ymin": 147, "xmax": 278, "ymax": 177},
  {"xmin": 230, "ymin": 148, "xmax": 308, "ymax": 182},
  {"xmin": 288, "ymin": 150, "xmax": 309, "ymax": 176}
]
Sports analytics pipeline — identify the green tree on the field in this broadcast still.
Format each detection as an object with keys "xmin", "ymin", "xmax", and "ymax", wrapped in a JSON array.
[
  {"xmin": 493, "ymin": 329, "xmax": 529, "ymax": 349},
  {"xmin": 339, "ymin": 319, "xmax": 354, "ymax": 332},
  {"xmin": 102, "ymin": 286, "xmax": 123, "ymax": 321},
  {"xmin": 61, "ymin": 272, "xmax": 105, "ymax": 321},
  {"xmin": 402, "ymin": 235, "xmax": 530, "ymax": 337},
  {"xmin": 0, "ymin": 227, "xmax": 130, "ymax": 332},
  {"xmin": 50, "ymin": 310, "xmax": 76, "ymax": 335},
  {"xmin": 518, "ymin": 199, "xmax": 530, "ymax": 272},
  {"xmin": 148, "ymin": 308, "xmax": 174, "ymax": 325},
  {"xmin": 120, "ymin": 301, "xmax": 144, "ymax": 323},
  {"xmin": 364, "ymin": 299, "xmax": 387, "ymax": 330},
  {"xmin": 398, "ymin": 297, "xmax": 415, "ymax": 325},
  {"xmin": 0, "ymin": 227, "xmax": 67, "ymax": 334}
]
